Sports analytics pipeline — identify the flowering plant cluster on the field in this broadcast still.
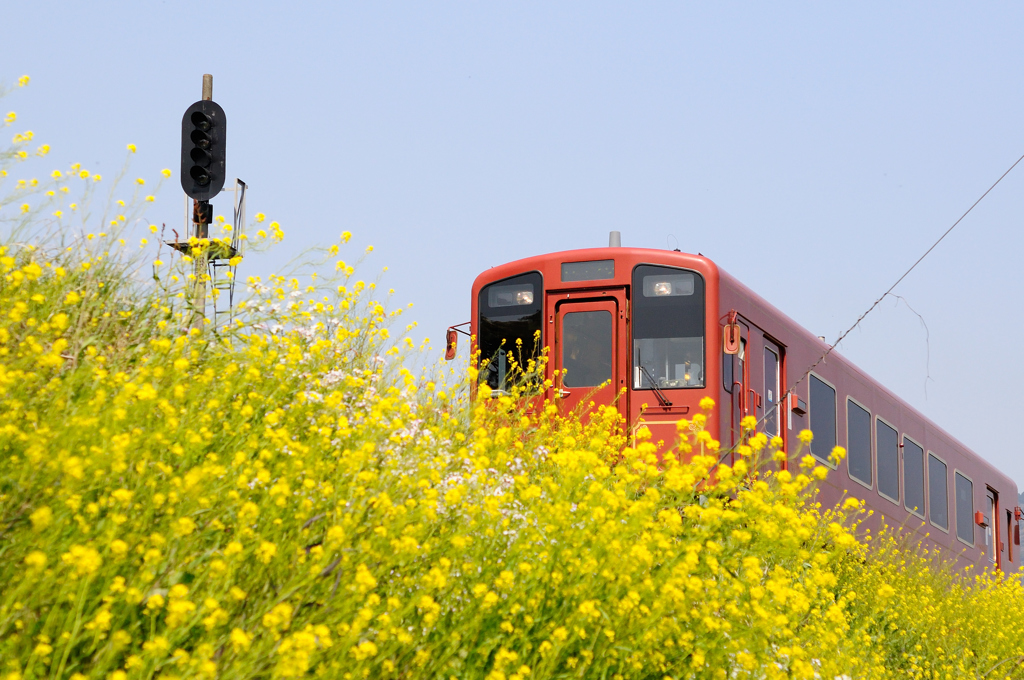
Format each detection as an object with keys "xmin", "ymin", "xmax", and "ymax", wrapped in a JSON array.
[{"xmin": 3, "ymin": 77, "xmax": 1024, "ymax": 680}]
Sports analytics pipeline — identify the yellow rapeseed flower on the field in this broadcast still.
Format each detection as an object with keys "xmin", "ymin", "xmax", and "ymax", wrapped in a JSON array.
[
  {"xmin": 174, "ymin": 517, "xmax": 196, "ymax": 537},
  {"xmin": 257, "ymin": 541, "xmax": 277, "ymax": 564},
  {"xmin": 61, "ymin": 545, "xmax": 102, "ymax": 578},
  {"xmin": 24, "ymin": 551, "xmax": 47, "ymax": 570},
  {"xmin": 29, "ymin": 506, "xmax": 52, "ymax": 531},
  {"xmin": 230, "ymin": 628, "xmax": 251, "ymax": 651}
]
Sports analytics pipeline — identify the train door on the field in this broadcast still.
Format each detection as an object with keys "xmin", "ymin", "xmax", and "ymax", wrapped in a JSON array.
[
  {"xmin": 763, "ymin": 343, "xmax": 781, "ymax": 440},
  {"xmin": 722, "ymin": 320, "xmax": 749, "ymax": 453},
  {"xmin": 551, "ymin": 292, "xmax": 627, "ymax": 420},
  {"xmin": 1007, "ymin": 509, "xmax": 1014, "ymax": 565},
  {"xmin": 743, "ymin": 331, "xmax": 784, "ymax": 440},
  {"xmin": 744, "ymin": 333, "xmax": 764, "ymax": 429},
  {"xmin": 986, "ymin": 488, "xmax": 1000, "ymax": 568}
]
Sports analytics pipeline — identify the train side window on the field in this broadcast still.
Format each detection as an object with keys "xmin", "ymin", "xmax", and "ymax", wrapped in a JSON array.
[
  {"xmin": 876, "ymin": 419, "xmax": 900, "ymax": 504},
  {"xmin": 846, "ymin": 399, "xmax": 872, "ymax": 487},
  {"xmin": 903, "ymin": 437, "xmax": 925, "ymax": 518},
  {"xmin": 808, "ymin": 375, "xmax": 837, "ymax": 464},
  {"xmin": 954, "ymin": 471, "xmax": 974, "ymax": 546},
  {"xmin": 928, "ymin": 453, "xmax": 948, "ymax": 532}
]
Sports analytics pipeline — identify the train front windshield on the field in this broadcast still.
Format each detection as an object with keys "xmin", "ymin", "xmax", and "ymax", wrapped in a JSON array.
[
  {"xmin": 632, "ymin": 265, "xmax": 705, "ymax": 389},
  {"xmin": 478, "ymin": 272, "xmax": 543, "ymax": 392}
]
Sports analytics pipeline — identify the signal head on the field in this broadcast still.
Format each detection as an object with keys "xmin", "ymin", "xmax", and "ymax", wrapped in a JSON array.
[{"xmin": 180, "ymin": 100, "xmax": 226, "ymax": 201}]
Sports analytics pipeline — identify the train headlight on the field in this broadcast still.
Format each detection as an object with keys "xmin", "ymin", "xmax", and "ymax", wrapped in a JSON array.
[
  {"xmin": 488, "ymin": 282, "xmax": 537, "ymax": 308},
  {"xmin": 652, "ymin": 281, "xmax": 672, "ymax": 296}
]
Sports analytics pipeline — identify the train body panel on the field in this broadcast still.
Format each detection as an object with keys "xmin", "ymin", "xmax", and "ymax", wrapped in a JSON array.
[
  {"xmin": 470, "ymin": 246, "xmax": 1018, "ymax": 572},
  {"xmin": 717, "ymin": 268, "xmax": 1018, "ymax": 571}
]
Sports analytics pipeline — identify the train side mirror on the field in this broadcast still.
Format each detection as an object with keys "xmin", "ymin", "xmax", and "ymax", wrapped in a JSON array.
[
  {"xmin": 723, "ymin": 323, "xmax": 740, "ymax": 355},
  {"xmin": 445, "ymin": 328, "xmax": 458, "ymax": 361}
]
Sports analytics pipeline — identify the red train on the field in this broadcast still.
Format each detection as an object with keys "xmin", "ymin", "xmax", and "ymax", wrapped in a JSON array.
[{"xmin": 460, "ymin": 236, "xmax": 1020, "ymax": 572}]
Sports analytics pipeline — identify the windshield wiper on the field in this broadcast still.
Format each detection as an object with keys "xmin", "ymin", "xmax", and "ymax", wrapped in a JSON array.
[{"xmin": 637, "ymin": 356, "xmax": 672, "ymax": 407}]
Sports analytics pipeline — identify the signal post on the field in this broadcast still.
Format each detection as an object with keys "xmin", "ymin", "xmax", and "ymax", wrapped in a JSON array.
[{"xmin": 177, "ymin": 74, "xmax": 227, "ymax": 328}]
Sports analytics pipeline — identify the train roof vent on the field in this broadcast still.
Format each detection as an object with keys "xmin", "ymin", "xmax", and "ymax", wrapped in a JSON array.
[{"xmin": 609, "ymin": 231, "xmax": 621, "ymax": 247}]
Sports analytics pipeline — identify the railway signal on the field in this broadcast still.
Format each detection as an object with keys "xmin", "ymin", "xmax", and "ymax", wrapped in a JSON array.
[
  {"xmin": 180, "ymin": 98, "xmax": 227, "ymax": 202},
  {"xmin": 171, "ymin": 74, "xmax": 238, "ymax": 330}
]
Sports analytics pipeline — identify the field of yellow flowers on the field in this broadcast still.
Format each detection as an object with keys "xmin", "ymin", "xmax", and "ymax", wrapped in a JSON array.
[{"xmin": 4, "ymin": 78, "xmax": 1024, "ymax": 680}]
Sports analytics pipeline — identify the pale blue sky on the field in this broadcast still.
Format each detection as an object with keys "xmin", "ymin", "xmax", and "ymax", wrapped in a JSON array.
[{"xmin": 6, "ymin": 2, "xmax": 1024, "ymax": 483}]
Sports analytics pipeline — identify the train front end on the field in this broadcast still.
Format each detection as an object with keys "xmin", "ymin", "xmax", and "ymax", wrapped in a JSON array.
[{"xmin": 470, "ymin": 244, "xmax": 721, "ymax": 453}]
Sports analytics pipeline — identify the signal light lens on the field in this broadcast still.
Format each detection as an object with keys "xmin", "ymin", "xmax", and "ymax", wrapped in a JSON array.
[
  {"xmin": 189, "ymin": 165, "xmax": 210, "ymax": 186},
  {"xmin": 190, "ymin": 148, "xmax": 212, "ymax": 166},
  {"xmin": 652, "ymin": 282, "xmax": 672, "ymax": 296},
  {"xmin": 190, "ymin": 130, "xmax": 211, "ymax": 149},
  {"xmin": 516, "ymin": 291, "xmax": 534, "ymax": 305},
  {"xmin": 190, "ymin": 111, "xmax": 212, "ymax": 131}
]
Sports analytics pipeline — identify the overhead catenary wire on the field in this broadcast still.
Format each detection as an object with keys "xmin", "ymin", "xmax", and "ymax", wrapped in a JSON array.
[
  {"xmin": 791, "ymin": 150, "xmax": 1024, "ymax": 398},
  {"xmin": 718, "ymin": 148, "xmax": 1024, "ymax": 463}
]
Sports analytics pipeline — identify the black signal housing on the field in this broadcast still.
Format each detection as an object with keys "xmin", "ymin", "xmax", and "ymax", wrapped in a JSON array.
[{"xmin": 180, "ymin": 100, "xmax": 226, "ymax": 201}]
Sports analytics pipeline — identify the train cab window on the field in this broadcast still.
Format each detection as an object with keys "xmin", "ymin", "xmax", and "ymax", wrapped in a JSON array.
[
  {"xmin": 876, "ymin": 420, "xmax": 899, "ymax": 503},
  {"xmin": 561, "ymin": 311, "xmax": 612, "ymax": 387},
  {"xmin": 808, "ymin": 375, "xmax": 837, "ymax": 463},
  {"xmin": 478, "ymin": 272, "xmax": 543, "ymax": 392},
  {"xmin": 928, "ymin": 453, "xmax": 948, "ymax": 531},
  {"xmin": 631, "ymin": 265, "xmax": 705, "ymax": 390},
  {"xmin": 847, "ymin": 400, "xmax": 872, "ymax": 487},
  {"xmin": 954, "ymin": 472, "xmax": 974, "ymax": 546},
  {"xmin": 903, "ymin": 437, "xmax": 925, "ymax": 518}
]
